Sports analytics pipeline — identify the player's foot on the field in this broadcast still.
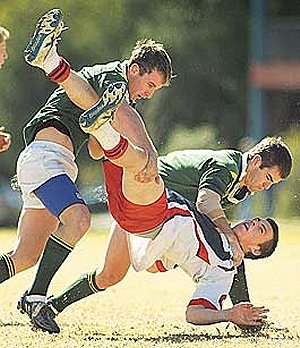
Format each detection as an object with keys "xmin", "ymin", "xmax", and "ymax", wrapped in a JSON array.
[
  {"xmin": 17, "ymin": 291, "xmax": 60, "ymax": 334},
  {"xmin": 17, "ymin": 291, "xmax": 44, "ymax": 317},
  {"xmin": 31, "ymin": 302, "xmax": 60, "ymax": 334},
  {"xmin": 24, "ymin": 8, "xmax": 66, "ymax": 67},
  {"xmin": 79, "ymin": 81, "xmax": 127, "ymax": 133}
]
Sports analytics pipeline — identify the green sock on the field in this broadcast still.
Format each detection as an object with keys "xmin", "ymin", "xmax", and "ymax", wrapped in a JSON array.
[
  {"xmin": 51, "ymin": 271, "xmax": 104, "ymax": 313},
  {"xmin": 28, "ymin": 235, "xmax": 74, "ymax": 296},
  {"xmin": 229, "ymin": 261, "xmax": 250, "ymax": 305},
  {"xmin": 0, "ymin": 254, "xmax": 15, "ymax": 283}
]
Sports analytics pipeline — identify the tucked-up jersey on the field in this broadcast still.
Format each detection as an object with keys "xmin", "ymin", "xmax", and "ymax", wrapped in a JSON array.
[
  {"xmin": 158, "ymin": 149, "xmax": 250, "ymax": 209},
  {"xmin": 127, "ymin": 190, "xmax": 235, "ymax": 311},
  {"xmin": 23, "ymin": 60, "xmax": 128, "ymax": 157}
]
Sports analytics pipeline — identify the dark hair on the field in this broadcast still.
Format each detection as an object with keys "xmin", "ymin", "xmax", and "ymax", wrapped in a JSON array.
[
  {"xmin": 247, "ymin": 136, "xmax": 292, "ymax": 179},
  {"xmin": 245, "ymin": 217, "xmax": 279, "ymax": 260},
  {"xmin": 129, "ymin": 39, "xmax": 173, "ymax": 85}
]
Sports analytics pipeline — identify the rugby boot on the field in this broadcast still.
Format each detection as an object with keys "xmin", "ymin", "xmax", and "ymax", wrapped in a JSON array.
[
  {"xmin": 24, "ymin": 8, "xmax": 67, "ymax": 67},
  {"xmin": 79, "ymin": 81, "xmax": 127, "ymax": 133}
]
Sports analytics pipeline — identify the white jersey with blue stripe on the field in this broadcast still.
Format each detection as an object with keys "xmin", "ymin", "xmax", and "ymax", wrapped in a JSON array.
[{"xmin": 127, "ymin": 189, "xmax": 235, "ymax": 310}]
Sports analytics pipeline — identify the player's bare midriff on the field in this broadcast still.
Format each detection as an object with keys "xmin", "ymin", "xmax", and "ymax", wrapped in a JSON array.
[{"xmin": 35, "ymin": 126, "xmax": 74, "ymax": 152}]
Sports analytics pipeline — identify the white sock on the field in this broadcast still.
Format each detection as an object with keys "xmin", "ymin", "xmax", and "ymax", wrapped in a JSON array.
[
  {"xmin": 26, "ymin": 294, "xmax": 46, "ymax": 303},
  {"xmin": 91, "ymin": 123, "xmax": 121, "ymax": 150},
  {"xmin": 43, "ymin": 45, "xmax": 61, "ymax": 74}
]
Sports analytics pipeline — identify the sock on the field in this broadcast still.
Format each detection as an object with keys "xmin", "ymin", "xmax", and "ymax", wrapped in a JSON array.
[
  {"xmin": 0, "ymin": 254, "xmax": 16, "ymax": 283},
  {"xmin": 92, "ymin": 123, "xmax": 121, "ymax": 150},
  {"xmin": 47, "ymin": 57, "xmax": 71, "ymax": 83},
  {"xmin": 43, "ymin": 45, "xmax": 61, "ymax": 74},
  {"xmin": 103, "ymin": 135, "xmax": 129, "ymax": 160},
  {"xmin": 92, "ymin": 123, "xmax": 129, "ymax": 160},
  {"xmin": 27, "ymin": 235, "xmax": 74, "ymax": 296},
  {"xmin": 50, "ymin": 271, "xmax": 104, "ymax": 313}
]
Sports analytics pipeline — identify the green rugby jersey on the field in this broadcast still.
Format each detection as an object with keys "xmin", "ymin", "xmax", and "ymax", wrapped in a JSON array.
[
  {"xmin": 158, "ymin": 149, "xmax": 248, "ymax": 209},
  {"xmin": 23, "ymin": 60, "xmax": 128, "ymax": 157}
]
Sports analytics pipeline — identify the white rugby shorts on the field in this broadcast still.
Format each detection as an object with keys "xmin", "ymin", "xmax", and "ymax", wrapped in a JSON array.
[{"xmin": 17, "ymin": 140, "xmax": 78, "ymax": 209}]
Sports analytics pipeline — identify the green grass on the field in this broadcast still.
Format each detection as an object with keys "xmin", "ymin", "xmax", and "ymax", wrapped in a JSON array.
[{"xmin": 0, "ymin": 219, "xmax": 299, "ymax": 347}]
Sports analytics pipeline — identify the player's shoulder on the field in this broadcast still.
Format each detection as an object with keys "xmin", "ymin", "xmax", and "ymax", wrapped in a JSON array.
[{"xmin": 79, "ymin": 60, "xmax": 126, "ymax": 79}]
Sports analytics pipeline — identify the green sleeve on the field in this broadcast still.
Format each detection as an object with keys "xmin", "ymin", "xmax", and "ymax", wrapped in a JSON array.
[{"xmin": 198, "ymin": 165, "xmax": 234, "ymax": 198}]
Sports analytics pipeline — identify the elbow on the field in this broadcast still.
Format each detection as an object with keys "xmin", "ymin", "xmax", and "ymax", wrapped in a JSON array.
[{"xmin": 186, "ymin": 306, "xmax": 204, "ymax": 325}]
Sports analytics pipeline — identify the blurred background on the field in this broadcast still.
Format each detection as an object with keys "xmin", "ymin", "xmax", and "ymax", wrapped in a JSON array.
[{"xmin": 0, "ymin": 0, "xmax": 300, "ymax": 227}]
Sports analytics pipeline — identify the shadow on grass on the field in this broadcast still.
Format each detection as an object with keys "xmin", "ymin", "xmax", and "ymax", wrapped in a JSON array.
[
  {"xmin": 82, "ymin": 329, "xmax": 299, "ymax": 344},
  {"xmin": 0, "ymin": 320, "xmax": 27, "ymax": 328}
]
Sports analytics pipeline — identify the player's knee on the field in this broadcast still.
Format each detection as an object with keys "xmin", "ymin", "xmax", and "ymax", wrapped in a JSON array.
[
  {"xmin": 61, "ymin": 204, "xmax": 91, "ymax": 238},
  {"xmin": 75, "ymin": 205, "xmax": 91, "ymax": 234},
  {"xmin": 95, "ymin": 270, "xmax": 125, "ymax": 288}
]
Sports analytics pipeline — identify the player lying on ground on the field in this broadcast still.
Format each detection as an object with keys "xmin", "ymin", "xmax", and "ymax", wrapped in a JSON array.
[
  {"xmin": 27, "ymin": 101, "xmax": 277, "ymax": 334},
  {"xmin": 93, "ymin": 136, "xmax": 291, "ymax": 320}
]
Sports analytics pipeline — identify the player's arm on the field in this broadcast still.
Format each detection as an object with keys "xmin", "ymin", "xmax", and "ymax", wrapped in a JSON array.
[
  {"xmin": 196, "ymin": 187, "xmax": 244, "ymax": 267},
  {"xmin": 186, "ymin": 303, "xmax": 268, "ymax": 326},
  {"xmin": 147, "ymin": 258, "xmax": 177, "ymax": 273}
]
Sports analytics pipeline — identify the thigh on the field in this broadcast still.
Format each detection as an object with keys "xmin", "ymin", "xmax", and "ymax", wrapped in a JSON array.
[
  {"xmin": 10, "ymin": 208, "xmax": 59, "ymax": 271},
  {"xmin": 34, "ymin": 174, "xmax": 85, "ymax": 218}
]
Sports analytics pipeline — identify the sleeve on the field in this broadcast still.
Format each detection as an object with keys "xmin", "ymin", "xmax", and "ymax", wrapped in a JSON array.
[
  {"xmin": 188, "ymin": 267, "xmax": 234, "ymax": 311},
  {"xmin": 198, "ymin": 164, "xmax": 234, "ymax": 198},
  {"xmin": 154, "ymin": 257, "xmax": 178, "ymax": 272}
]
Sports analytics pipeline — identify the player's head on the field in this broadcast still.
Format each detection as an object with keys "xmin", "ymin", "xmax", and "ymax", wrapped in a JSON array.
[
  {"xmin": 127, "ymin": 39, "xmax": 173, "ymax": 101},
  {"xmin": 0, "ymin": 26, "xmax": 9, "ymax": 69},
  {"xmin": 243, "ymin": 137, "xmax": 292, "ymax": 193},
  {"xmin": 233, "ymin": 217, "xmax": 279, "ymax": 259}
]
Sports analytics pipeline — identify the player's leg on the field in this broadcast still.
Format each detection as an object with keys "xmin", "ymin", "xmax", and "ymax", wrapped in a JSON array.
[
  {"xmin": 0, "ymin": 208, "xmax": 58, "ymax": 285},
  {"xmin": 31, "ymin": 222, "xmax": 131, "ymax": 333},
  {"xmin": 18, "ymin": 179, "xmax": 90, "ymax": 332},
  {"xmin": 19, "ymin": 175, "xmax": 90, "ymax": 297},
  {"xmin": 16, "ymin": 143, "xmax": 90, "ymax": 326},
  {"xmin": 24, "ymin": 8, "xmax": 126, "ymax": 120},
  {"xmin": 83, "ymin": 119, "xmax": 164, "ymax": 204}
]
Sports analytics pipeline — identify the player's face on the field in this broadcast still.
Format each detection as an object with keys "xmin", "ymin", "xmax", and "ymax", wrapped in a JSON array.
[
  {"xmin": 244, "ymin": 155, "xmax": 282, "ymax": 192},
  {"xmin": 0, "ymin": 41, "xmax": 8, "ymax": 69},
  {"xmin": 233, "ymin": 217, "xmax": 274, "ymax": 254},
  {"xmin": 127, "ymin": 64, "xmax": 165, "ymax": 102}
]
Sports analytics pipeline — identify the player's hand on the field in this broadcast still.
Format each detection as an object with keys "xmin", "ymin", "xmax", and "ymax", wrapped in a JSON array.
[
  {"xmin": 228, "ymin": 303, "xmax": 269, "ymax": 326},
  {"xmin": 0, "ymin": 127, "xmax": 11, "ymax": 153},
  {"xmin": 226, "ymin": 234, "xmax": 244, "ymax": 267},
  {"xmin": 135, "ymin": 150, "xmax": 159, "ymax": 184}
]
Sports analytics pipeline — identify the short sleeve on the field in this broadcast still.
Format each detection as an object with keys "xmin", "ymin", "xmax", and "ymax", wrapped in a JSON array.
[
  {"xmin": 188, "ymin": 267, "xmax": 234, "ymax": 310},
  {"xmin": 198, "ymin": 165, "xmax": 233, "ymax": 198}
]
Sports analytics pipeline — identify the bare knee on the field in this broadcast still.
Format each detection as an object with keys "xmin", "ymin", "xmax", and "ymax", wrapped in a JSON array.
[
  {"xmin": 95, "ymin": 267, "xmax": 128, "ymax": 289},
  {"xmin": 59, "ymin": 204, "xmax": 91, "ymax": 242}
]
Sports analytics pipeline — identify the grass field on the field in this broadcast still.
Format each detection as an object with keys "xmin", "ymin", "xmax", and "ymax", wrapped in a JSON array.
[{"xmin": 0, "ymin": 218, "xmax": 299, "ymax": 348}]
